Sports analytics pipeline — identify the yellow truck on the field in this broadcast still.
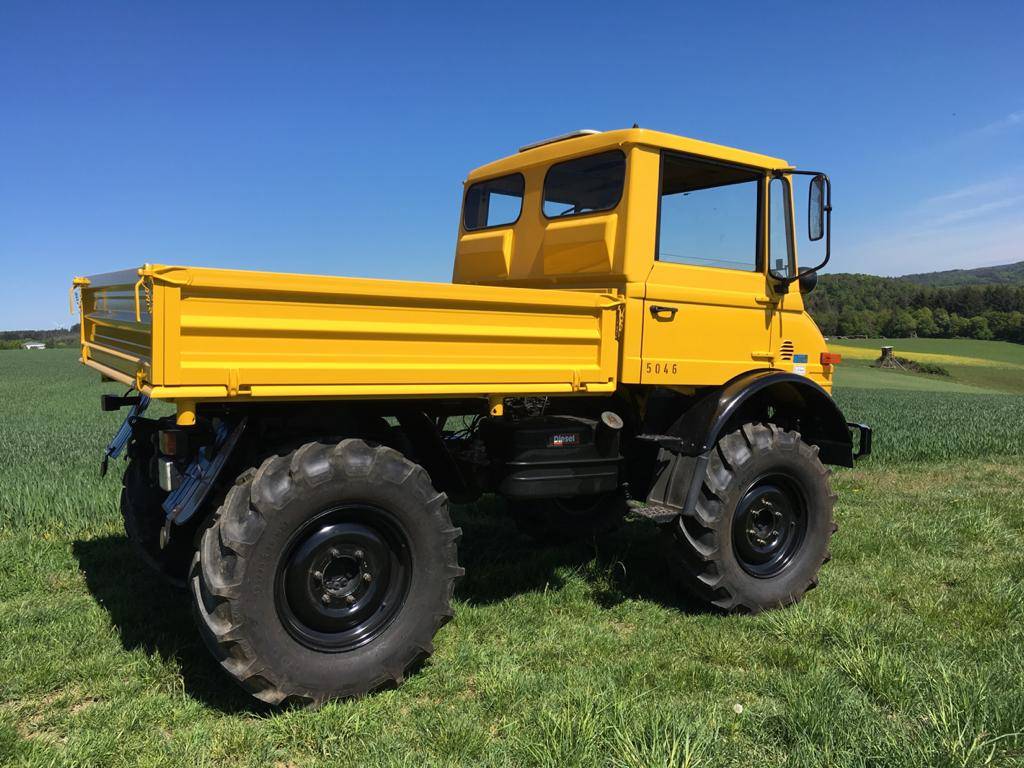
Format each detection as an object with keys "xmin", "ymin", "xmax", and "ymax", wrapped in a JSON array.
[{"xmin": 74, "ymin": 127, "xmax": 870, "ymax": 706}]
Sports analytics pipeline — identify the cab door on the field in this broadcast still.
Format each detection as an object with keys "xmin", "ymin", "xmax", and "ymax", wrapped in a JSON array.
[{"xmin": 641, "ymin": 152, "xmax": 777, "ymax": 386}]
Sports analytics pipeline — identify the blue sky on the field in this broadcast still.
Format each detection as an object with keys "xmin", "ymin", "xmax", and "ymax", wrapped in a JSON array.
[{"xmin": 2, "ymin": 1, "xmax": 1022, "ymax": 330}]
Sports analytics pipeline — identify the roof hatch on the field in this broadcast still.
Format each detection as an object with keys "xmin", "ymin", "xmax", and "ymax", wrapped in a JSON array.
[{"xmin": 518, "ymin": 129, "xmax": 601, "ymax": 153}]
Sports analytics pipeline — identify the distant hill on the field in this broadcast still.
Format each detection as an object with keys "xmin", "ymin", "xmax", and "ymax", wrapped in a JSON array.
[
  {"xmin": 897, "ymin": 260, "xmax": 1024, "ymax": 287},
  {"xmin": 808, "ymin": 264, "xmax": 1024, "ymax": 343}
]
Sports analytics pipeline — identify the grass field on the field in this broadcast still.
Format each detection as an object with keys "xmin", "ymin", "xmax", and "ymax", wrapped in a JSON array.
[
  {"xmin": 2, "ymin": 348, "xmax": 1024, "ymax": 767},
  {"xmin": 831, "ymin": 338, "xmax": 1024, "ymax": 368},
  {"xmin": 830, "ymin": 338, "xmax": 1024, "ymax": 395}
]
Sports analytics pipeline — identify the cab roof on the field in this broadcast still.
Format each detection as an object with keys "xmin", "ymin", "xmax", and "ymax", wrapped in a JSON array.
[{"xmin": 466, "ymin": 128, "xmax": 791, "ymax": 182}]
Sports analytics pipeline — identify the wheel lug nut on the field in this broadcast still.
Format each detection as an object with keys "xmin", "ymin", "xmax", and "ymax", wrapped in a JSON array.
[
  {"xmin": 354, "ymin": 549, "xmax": 364, "ymax": 560},
  {"xmin": 313, "ymin": 570, "xmax": 323, "ymax": 582},
  {"xmin": 345, "ymin": 594, "xmax": 356, "ymax": 605},
  {"xmin": 321, "ymin": 593, "xmax": 331, "ymax": 605},
  {"xmin": 329, "ymin": 547, "xmax": 341, "ymax": 558},
  {"xmin": 362, "ymin": 572, "xmax": 372, "ymax": 583}
]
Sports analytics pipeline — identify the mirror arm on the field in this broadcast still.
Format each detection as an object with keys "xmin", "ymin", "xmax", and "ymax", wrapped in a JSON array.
[{"xmin": 772, "ymin": 169, "xmax": 831, "ymax": 285}]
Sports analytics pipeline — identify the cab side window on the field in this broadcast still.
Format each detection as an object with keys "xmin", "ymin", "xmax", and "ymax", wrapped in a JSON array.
[
  {"xmin": 657, "ymin": 154, "xmax": 761, "ymax": 272},
  {"xmin": 463, "ymin": 173, "xmax": 525, "ymax": 231},
  {"xmin": 543, "ymin": 150, "xmax": 626, "ymax": 218}
]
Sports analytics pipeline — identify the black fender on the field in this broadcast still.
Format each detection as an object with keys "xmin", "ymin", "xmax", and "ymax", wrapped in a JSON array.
[
  {"xmin": 642, "ymin": 371, "xmax": 864, "ymax": 519},
  {"xmin": 668, "ymin": 370, "xmax": 856, "ymax": 467}
]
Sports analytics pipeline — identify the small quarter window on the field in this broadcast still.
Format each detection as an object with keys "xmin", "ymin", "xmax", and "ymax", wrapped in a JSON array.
[
  {"xmin": 543, "ymin": 150, "xmax": 626, "ymax": 218},
  {"xmin": 769, "ymin": 177, "xmax": 795, "ymax": 278},
  {"xmin": 463, "ymin": 173, "xmax": 525, "ymax": 231}
]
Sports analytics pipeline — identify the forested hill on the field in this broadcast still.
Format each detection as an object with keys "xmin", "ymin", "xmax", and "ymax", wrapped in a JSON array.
[
  {"xmin": 806, "ymin": 263, "xmax": 1024, "ymax": 342},
  {"xmin": 898, "ymin": 260, "xmax": 1024, "ymax": 287}
]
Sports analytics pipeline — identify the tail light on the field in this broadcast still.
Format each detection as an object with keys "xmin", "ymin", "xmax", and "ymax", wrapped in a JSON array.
[{"xmin": 820, "ymin": 352, "xmax": 842, "ymax": 366}]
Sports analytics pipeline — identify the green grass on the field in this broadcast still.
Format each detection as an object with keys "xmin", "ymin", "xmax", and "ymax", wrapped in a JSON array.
[
  {"xmin": 830, "ymin": 337, "xmax": 1024, "ymax": 395},
  {"xmin": 835, "ymin": 388, "xmax": 1024, "ymax": 464},
  {"xmin": 833, "ymin": 362, "xmax": 1001, "ymax": 393},
  {"xmin": 832, "ymin": 337, "xmax": 1024, "ymax": 367},
  {"xmin": 2, "ymin": 349, "xmax": 1024, "ymax": 767}
]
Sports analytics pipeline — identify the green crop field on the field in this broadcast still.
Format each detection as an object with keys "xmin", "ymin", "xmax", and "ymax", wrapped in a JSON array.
[
  {"xmin": 830, "ymin": 337, "xmax": 1024, "ymax": 396},
  {"xmin": 2, "ymin": 348, "xmax": 1024, "ymax": 767},
  {"xmin": 832, "ymin": 338, "xmax": 1024, "ymax": 367}
]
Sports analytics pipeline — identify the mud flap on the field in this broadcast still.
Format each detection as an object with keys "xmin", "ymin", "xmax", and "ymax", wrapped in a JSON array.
[{"xmin": 160, "ymin": 417, "xmax": 247, "ymax": 543}]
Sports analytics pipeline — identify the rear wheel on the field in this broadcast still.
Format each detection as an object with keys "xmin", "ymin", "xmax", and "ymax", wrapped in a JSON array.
[
  {"xmin": 663, "ymin": 423, "xmax": 836, "ymax": 613},
  {"xmin": 190, "ymin": 439, "xmax": 463, "ymax": 705},
  {"xmin": 121, "ymin": 437, "xmax": 191, "ymax": 588},
  {"xmin": 511, "ymin": 492, "xmax": 626, "ymax": 544}
]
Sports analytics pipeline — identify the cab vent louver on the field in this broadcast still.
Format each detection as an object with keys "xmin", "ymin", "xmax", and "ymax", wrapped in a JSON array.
[{"xmin": 779, "ymin": 341, "xmax": 795, "ymax": 361}]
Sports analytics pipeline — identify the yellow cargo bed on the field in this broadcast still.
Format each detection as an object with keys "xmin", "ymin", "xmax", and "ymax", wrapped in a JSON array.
[{"xmin": 77, "ymin": 265, "xmax": 622, "ymax": 403}]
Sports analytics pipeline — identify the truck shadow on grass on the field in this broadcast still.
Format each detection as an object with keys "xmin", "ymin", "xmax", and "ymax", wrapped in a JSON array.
[
  {"xmin": 451, "ymin": 501, "xmax": 702, "ymax": 612},
  {"xmin": 72, "ymin": 535, "xmax": 270, "ymax": 715},
  {"xmin": 72, "ymin": 502, "xmax": 700, "ymax": 713}
]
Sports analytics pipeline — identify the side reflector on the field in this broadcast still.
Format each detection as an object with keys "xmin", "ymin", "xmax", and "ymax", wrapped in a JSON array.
[{"xmin": 820, "ymin": 352, "xmax": 842, "ymax": 366}]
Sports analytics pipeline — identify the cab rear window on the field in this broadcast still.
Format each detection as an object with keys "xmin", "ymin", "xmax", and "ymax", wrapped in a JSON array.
[
  {"xmin": 543, "ymin": 150, "xmax": 626, "ymax": 218},
  {"xmin": 463, "ymin": 173, "xmax": 525, "ymax": 231}
]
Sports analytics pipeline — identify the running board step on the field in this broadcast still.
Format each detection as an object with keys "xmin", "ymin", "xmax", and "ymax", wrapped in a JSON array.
[{"xmin": 626, "ymin": 499, "xmax": 679, "ymax": 524}]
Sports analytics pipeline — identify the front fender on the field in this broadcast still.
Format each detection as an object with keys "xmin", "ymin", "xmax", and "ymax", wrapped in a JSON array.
[{"xmin": 667, "ymin": 370, "xmax": 856, "ymax": 467}]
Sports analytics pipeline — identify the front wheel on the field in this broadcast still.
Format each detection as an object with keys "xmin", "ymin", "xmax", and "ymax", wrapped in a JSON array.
[
  {"xmin": 663, "ymin": 423, "xmax": 836, "ymax": 613},
  {"xmin": 190, "ymin": 439, "xmax": 463, "ymax": 705}
]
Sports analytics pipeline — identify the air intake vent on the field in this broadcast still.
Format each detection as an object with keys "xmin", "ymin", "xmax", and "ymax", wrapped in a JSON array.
[{"xmin": 779, "ymin": 341, "xmax": 795, "ymax": 361}]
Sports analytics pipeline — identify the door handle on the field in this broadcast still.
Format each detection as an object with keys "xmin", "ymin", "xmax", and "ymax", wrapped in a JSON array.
[
  {"xmin": 649, "ymin": 305, "xmax": 678, "ymax": 319},
  {"xmin": 754, "ymin": 296, "xmax": 778, "ymax": 306}
]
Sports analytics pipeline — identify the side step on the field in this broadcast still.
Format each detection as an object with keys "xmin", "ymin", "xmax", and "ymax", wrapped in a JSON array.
[{"xmin": 626, "ymin": 499, "xmax": 679, "ymax": 525}]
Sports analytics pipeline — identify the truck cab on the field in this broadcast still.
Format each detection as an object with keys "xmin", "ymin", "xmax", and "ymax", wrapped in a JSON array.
[{"xmin": 453, "ymin": 128, "xmax": 833, "ymax": 390}]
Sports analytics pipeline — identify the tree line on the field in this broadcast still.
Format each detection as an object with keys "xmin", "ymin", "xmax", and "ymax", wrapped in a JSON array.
[
  {"xmin": 0, "ymin": 324, "xmax": 80, "ymax": 350},
  {"xmin": 805, "ymin": 275, "xmax": 1024, "ymax": 343}
]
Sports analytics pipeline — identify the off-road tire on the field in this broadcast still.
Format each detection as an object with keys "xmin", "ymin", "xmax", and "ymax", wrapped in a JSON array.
[
  {"xmin": 121, "ymin": 444, "xmax": 192, "ymax": 588},
  {"xmin": 511, "ymin": 492, "xmax": 627, "ymax": 544},
  {"xmin": 190, "ymin": 439, "xmax": 463, "ymax": 706},
  {"xmin": 663, "ymin": 423, "xmax": 836, "ymax": 613}
]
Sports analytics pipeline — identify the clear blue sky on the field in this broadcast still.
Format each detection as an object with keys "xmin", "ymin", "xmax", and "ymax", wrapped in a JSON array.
[{"xmin": 2, "ymin": 1, "xmax": 1022, "ymax": 330}]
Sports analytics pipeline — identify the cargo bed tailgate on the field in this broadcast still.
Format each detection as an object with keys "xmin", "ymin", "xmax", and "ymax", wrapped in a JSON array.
[{"xmin": 77, "ymin": 268, "xmax": 154, "ymax": 387}]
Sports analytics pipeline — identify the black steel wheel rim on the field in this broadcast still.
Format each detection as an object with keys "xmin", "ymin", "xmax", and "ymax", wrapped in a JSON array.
[
  {"xmin": 275, "ymin": 504, "xmax": 412, "ymax": 652},
  {"xmin": 731, "ymin": 474, "xmax": 807, "ymax": 578}
]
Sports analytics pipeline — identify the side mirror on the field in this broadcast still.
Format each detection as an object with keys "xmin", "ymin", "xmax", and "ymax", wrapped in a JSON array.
[
  {"xmin": 808, "ymin": 175, "xmax": 825, "ymax": 241},
  {"xmin": 798, "ymin": 268, "xmax": 818, "ymax": 294}
]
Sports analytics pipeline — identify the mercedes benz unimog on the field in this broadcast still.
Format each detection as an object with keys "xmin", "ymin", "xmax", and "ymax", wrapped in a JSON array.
[{"xmin": 73, "ymin": 128, "xmax": 871, "ymax": 705}]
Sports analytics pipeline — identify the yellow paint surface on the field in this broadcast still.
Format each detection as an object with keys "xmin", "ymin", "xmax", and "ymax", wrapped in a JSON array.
[{"xmin": 76, "ymin": 128, "xmax": 835, "ymax": 406}]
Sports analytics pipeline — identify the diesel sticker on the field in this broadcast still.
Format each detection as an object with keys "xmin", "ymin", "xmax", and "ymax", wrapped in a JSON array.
[{"xmin": 548, "ymin": 433, "xmax": 579, "ymax": 448}]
